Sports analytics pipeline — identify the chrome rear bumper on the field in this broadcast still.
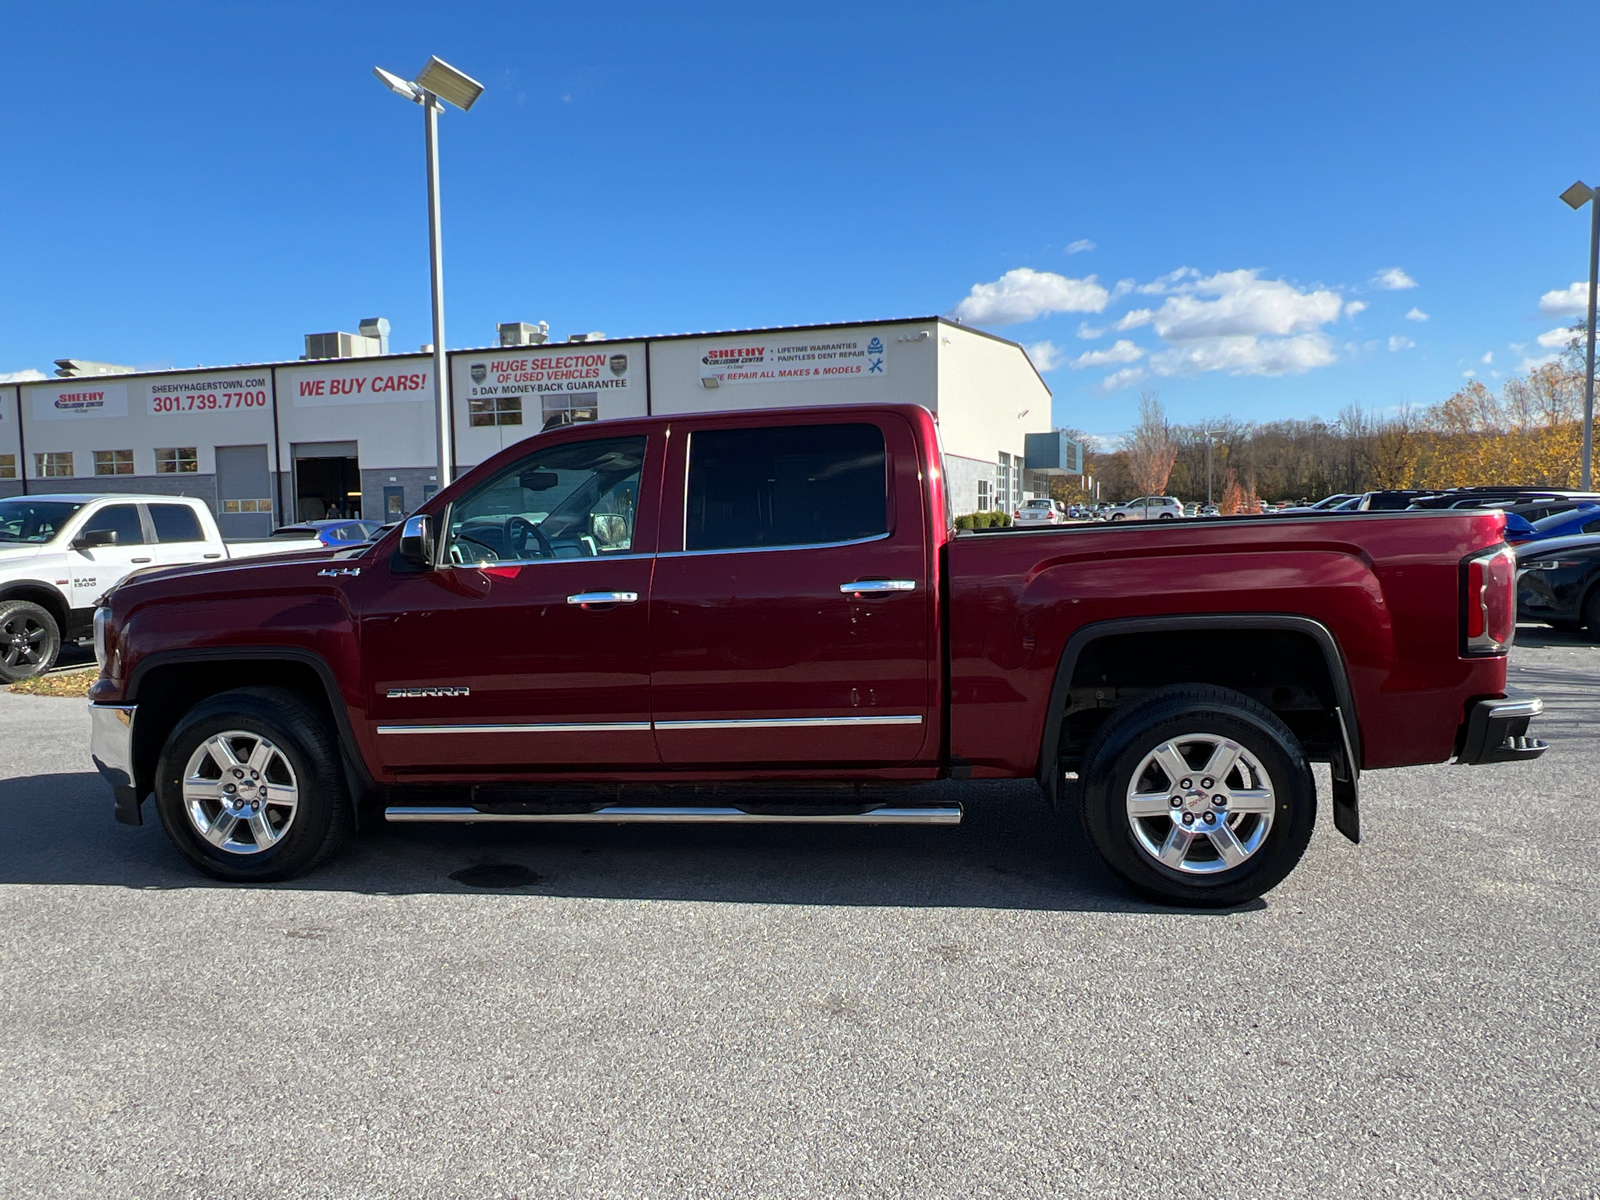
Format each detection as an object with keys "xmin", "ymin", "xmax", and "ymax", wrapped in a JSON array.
[{"xmin": 89, "ymin": 702, "xmax": 142, "ymax": 824}]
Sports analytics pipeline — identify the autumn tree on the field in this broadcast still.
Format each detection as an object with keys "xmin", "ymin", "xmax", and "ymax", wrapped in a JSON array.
[{"xmin": 1124, "ymin": 392, "xmax": 1180, "ymax": 495}]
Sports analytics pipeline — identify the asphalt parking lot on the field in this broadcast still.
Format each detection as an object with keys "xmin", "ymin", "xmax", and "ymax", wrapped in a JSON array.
[{"xmin": 1, "ymin": 633, "xmax": 1596, "ymax": 1199}]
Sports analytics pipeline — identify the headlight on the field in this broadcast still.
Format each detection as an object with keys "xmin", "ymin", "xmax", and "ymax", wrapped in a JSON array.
[{"xmin": 93, "ymin": 606, "xmax": 110, "ymax": 667}]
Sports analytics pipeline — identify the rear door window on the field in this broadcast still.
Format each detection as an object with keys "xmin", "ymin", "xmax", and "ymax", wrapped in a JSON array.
[
  {"xmin": 148, "ymin": 504, "xmax": 205, "ymax": 543},
  {"xmin": 684, "ymin": 423, "xmax": 887, "ymax": 552},
  {"xmin": 78, "ymin": 504, "xmax": 144, "ymax": 545}
]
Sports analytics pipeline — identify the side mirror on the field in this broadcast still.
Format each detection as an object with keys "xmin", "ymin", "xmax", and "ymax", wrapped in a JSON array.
[
  {"xmin": 72, "ymin": 529, "xmax": 118, "ymax": 550},
  {"xmin": 398, "ymin": 514, "xmax": 433, "ymax": 569}
]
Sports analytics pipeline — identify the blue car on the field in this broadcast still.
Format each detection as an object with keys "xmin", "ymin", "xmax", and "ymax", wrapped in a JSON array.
[
  {"xmin": 269, "ymin": 519, "xmax": 384, "ymax": 547},
  {"xmin": 1508, "ymin": 504, "xmax": 1600, "ymax": 545}
]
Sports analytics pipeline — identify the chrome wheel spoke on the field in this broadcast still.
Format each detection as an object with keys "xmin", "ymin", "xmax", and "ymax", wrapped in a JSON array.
[
  {"xmin": 1205, "ymin": 822, "xmax": 1248, "ymax": 867},
  {"xmin": 246, "ymin": 739, "xmax": 276, "ymax": 775},
  {"xmin": 205, "ymin": 735, "xmax": 246, "ymax": 772},
  {"xmin": 260, "ymin": 783, "xmax": 297, "ymax": 809},
  {"xmin": 204, "ymin": 809, "xmax": 241, "ymax": 848},
  {"xmin": 1202, "ymin": 739, "xmax": 1243, "ymax": 785},
  {"xmin": 183, "ymin": 775, "xmax": 225, "ymax": 804},
  {"xmin": 1157, "ymin": 825, "xmax": 1197, "ymax": 868},
  {"xmin": 1128, "ymin": 792, "xmax": 1175, "ymax": 819},
  {"xmin": 1151, "ymin": 743, "xmax": 1191, "ymax": 789},
  {"xmin": 247, "ymin": 811, "xmax": 281, "ymax": 848},
  {"xmin": 1228, "ymin": 788, "xmax": 1275, "ymax": 815}
]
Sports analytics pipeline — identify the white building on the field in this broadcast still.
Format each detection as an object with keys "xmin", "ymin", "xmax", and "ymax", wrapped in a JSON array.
[{"xmin": 0, "ymin": 317, "xmax": 1070, "ymax": 535}]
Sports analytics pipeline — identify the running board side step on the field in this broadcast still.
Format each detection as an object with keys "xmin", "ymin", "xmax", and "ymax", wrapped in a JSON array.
[{"xmin": 384, "ymin": 805, "xmax": 962, "ymax": 825}]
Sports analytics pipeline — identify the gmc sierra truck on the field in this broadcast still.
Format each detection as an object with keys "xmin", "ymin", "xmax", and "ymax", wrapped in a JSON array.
[
  {"xmin": 0, "ymin": 494, "xmax": 322, "ymax": 682},
  {"xmin": 87, "ymin": 404, "xmax": 1547, "ymax": 905}
]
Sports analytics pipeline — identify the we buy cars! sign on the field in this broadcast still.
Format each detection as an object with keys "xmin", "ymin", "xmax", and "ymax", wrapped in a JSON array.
[{"xmin": 288, "ymin": 361, "xmax": 431, "ymax": 408}]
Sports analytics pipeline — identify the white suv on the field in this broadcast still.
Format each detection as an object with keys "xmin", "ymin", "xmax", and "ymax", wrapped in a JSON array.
[{"xmin": 1107, "ymin": 496, "xmax": 1185, "ymax": 521}]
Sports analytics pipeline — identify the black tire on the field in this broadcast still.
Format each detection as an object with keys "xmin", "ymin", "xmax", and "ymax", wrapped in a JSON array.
[
  {"xmin": 1078, "ymin": 684, "xmax": 1315, "ymax": 907},
  {"xmin": 153, "ymin": 687, "xmax": 349, "ymax": 882},
  {"xmin": 1110, "ymin": 513, "xmax": 1126, "ymax": 522},
  {"xmin": 1583, "ymin": 587, "xmax": 1600, "ymax": 642},
  {"xmin": 0, "ymin": 600, "xmax": 61, "ymax": 683}
]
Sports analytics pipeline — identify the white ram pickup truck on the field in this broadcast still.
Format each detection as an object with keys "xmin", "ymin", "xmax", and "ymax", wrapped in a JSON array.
[{"xmin": 0, "ymin": 494, "xmax": 324, "ymax": 681}]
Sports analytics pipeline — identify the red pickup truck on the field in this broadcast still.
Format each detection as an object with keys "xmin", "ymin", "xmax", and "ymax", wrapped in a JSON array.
[{"xmin": 87, "ymin": 403, "xmax": 1546, "ymax": 905}]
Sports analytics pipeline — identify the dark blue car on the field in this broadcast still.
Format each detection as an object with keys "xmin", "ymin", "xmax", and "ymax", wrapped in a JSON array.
[{"xmin": 1515, "ymin": 533, "xmax": 1600, "ymax": 635}]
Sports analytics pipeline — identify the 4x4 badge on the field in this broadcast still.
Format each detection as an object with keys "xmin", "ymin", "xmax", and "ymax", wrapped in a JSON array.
[{"xmin": 317, "ymin": 567, "xmax": 361, "ymax": 577}]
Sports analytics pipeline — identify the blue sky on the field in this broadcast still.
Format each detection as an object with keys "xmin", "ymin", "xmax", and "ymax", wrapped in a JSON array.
[{"xmin": 1, "ymin": 1, "xmax": 1595, "ymax": 443}]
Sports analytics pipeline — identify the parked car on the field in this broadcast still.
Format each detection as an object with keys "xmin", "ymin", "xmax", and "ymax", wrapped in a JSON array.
[
  {"xmin": 1331, "ymin": 490, "xmax": 1441, "ymax": 511},
  {"xmin": 1515, "ymin": 533, "xmax": 1600, "ymax": 635},
  {"xmin": 1514, "ymin": 503, "xmax": 1600, "ymax": 544},
  {"xmin": 89, "ymin": 403, "xmax": 1545, "ymax": 906},
  {"xmin": 1107, "ymin": 495, "xmax": 1185, "ymax": 521},
  {"xmin": 271, "ymin": 519, "xmax": 385, "ymax": 547},
  {"xmin": 0, "ymin": 495, "xmax": 324, "ymax": 682},
  {"xmin": 1014, "ymin": 498, "xmax": 1069, "ymax": 526}
]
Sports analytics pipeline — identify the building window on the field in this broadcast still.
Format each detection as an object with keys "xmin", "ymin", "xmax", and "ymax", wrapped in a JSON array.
[
  {"xmin": 541, "ymin": 392, "xmax": 599, "ymax": 431},
  {"xmin": 996, "ymin": 453, "xmax": 1012, "ymax": 513},
  {"xmin": 0, "ymin": 455, "xmax": 14, "ymax": 480},
  {"xmin": 35, "ymin": 452, "xmax": 73, "ymax": 478},
  {"xmin": 221, "ymin": 499, "xmax": 273, "ymax": 513},
  {"xmin": 976, "ymin": 479, "xmax": 992, "ymax": 512},
  {"xmin": 94, "ymin": 449, "xmax": 135, "ymax": 476},
  {"xmin": 156, "ymin": 447, "xmax": 198, "ymax": 474},
  {"xmin": 469, "ymin": 394, "xmax": 523, "ymax": 427}
]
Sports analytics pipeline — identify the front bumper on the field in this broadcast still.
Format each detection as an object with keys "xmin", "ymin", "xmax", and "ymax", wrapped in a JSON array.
[
  {"xmin": 88, "ymin": 702, "xmax": 142, "ymax": 824},
  {"xmin": 1456, "ymin": 695, "xmax": 1548, "ymax": 765}
]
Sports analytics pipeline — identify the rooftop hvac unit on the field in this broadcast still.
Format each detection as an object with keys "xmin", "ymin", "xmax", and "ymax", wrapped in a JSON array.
[
  {"xmin": 53, "ymin": 358, "xmax": 135, "ymax": 378},
  {"xmin": 498, "ymin": 321, "xmax": 549, "ymax": 347},
  {"xmin": 304, "ymin": 331, "xmax": 384, "ymax": 360},
  {"xmin": 566, "ymin": 331, "xmax": 606, "ymax": 343}
]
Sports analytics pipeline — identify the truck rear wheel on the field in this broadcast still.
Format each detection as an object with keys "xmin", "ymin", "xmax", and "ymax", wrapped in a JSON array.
[
  {"xmin": 153, "ymin": 687, "xmax": 349, "ymax": 882},
  {"xmin": 1078, "ymin": 684, "xmax": 1315, "ymax": 907},
  {"xmin": 0, "ymin": 600, "xmax": 60, "ymax": 682}
]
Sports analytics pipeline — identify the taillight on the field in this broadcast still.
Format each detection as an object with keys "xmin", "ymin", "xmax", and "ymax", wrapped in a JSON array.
[{"xmin": 1463, "ymin": 544, "xmax": 1515, "ymax": 655}]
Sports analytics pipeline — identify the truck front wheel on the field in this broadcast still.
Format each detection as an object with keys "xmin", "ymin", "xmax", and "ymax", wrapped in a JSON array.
[
  {"xmin": 153, "ymin": 687, "xmax": 349, "ymax": 882},
  {"xmin": 1078, "ymin": 684, "xmax": 1315, "ymax": 907},
  {"xmin": 0, "ymin": 600, "xmax": 61, "ymax": 682}
]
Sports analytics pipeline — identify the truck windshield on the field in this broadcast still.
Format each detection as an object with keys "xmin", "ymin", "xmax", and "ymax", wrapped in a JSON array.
[{"xmin": 0, "ymin": 499, "xmax": 85, "ymax": 544}]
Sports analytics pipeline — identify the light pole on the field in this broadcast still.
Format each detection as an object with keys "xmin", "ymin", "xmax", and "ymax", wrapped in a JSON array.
[
  {"xmin": 375, "ymin": 57, "xmax": 485, "ymax": 490},
  {"xmin": 1559, "ymin": 179, "xmax": 1598, "ymax": 489},
  {"xmin": 1203, "ymin": 429, "xmax": 1219, "ymax": 507}
]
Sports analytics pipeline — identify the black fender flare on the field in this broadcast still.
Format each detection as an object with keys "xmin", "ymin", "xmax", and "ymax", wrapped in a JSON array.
[
  {"xmin": 1034, "ymin": 613, "xmax": 1363, "ymax": 840},
  {"xmin": 125, "ymin": 645, "xmax": 375, "ymax": 811}
]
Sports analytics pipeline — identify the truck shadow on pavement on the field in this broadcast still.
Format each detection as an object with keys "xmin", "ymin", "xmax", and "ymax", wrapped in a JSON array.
[{"xmin": 0, "ymin": 772, "xmax": 1262, "ymax": 914}]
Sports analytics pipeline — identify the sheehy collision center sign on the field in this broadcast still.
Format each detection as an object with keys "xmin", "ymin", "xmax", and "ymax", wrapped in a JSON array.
[
  {"xmin": 287, "ymin": 360, "xmax": 432, "ymax": 408},
  {"xmin": 698, "ymin": 333, "xmax": 889, "ymax": 386},
  {"xmin": 31, "ymin": 380, "xmax": 131, "ymax": 421},
  {"xmin": 457, "ymin": 346, "xmax": 636, "ymax": 405}
]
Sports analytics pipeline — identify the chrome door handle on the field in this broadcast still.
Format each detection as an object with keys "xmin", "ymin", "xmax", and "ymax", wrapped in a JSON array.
[
  {"xmin": 566, "ymin": 591, "xmax": 639, "ymax": 606},
  {"xmin": 131, "ymin": 557, "xmax": 153, "ymax": 564},
  {"xmin": 840, "ymin": 580, "xmax": 916, "ymax": 594}
]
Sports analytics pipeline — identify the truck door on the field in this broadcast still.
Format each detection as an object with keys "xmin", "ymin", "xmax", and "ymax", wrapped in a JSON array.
[
  {"xmin": 649, "ymin": 415, "xmax": 932, "ymax": 767},
  {"xmin": 68, "ymin": 503, "xmax": 153, "ymax": 608},
  {"xmin": 359, "ymin": 432, "xmax": 660, "ymax": 772}
]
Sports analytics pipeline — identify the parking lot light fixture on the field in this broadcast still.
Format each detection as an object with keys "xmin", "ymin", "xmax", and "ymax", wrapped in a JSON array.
[
  {"xmin": 1560, "ymin": 179, "xmax": 1598, "ymax": 489},
  {"xmin": 374, "ymin": 57, "xmax": 484, "ymax": 488}
]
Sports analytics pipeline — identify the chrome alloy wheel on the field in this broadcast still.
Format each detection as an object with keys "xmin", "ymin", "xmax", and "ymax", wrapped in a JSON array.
[
  {"xmin": 181, "ymin": 732, "xmax": 299, "ymax": 855},
  {"xmin": 1124, "ymin": 734, "xmax": 1276, "ymax": 874}
]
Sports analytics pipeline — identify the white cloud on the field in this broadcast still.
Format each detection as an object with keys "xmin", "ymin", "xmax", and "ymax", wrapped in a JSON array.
[
  {"xmin": 1539, "ymin": 282, "xmax": 1588, "ymax": 317},
  {"xmin": 1069, "ymin": 339, "xmax": 1144, "ymax": 369},
  {"xmin": 0, "ymin": 369, "xmax": 46, "ymax": 382},
  {"xmin": 1372, "ymin": 267, "xmax": 1418, "ymax": 290},
  {"xmin": 1110, "ymin": 278, "xmax": 1136, "ymax": 300},
  {"xmin": 1076, "ymin": 322, "xmax": 1104, "ymax": 340},
  {"xmin": 949, "ymin": 268, "xmax": 1110, "ymax": 324},
  {"xmin": 1343, "ymin": 300, "xmax": 1368, "ymax": 318},
  {"xmin": 1509, "ymin": 342, "xmax": 1527, "ymax": 353},
  {"xmin": 1064, "ymin": 239, "xmax": 1095, "ymax": 255},
  {"xmin": 1463, "ymin": 370, "xmax": 1475, "ymax": 378},
  {"xmin": 1519, "ymin": 352, "xmax": 1562, "ymax": 373},
  {"xmin": 1114, "ymin": 308, "xmax": 1153, "ymax": 331},
  {"xmin": 1388, "ymin": 335, "xmax": 1415, "ymax": 352},
  {"xmin": 1405, "ymin": 307, "xmax": 1429, "ymax": 322},
  {"xmin": 1481, "ymin": 351, "xmax": 1493, "ymax": 364},
  {"xmin": 1024, "ymin": 341, "xmax": 1065, "ymax": 372},
  {"xmin": 1537, "ymin": 325, "xmax": 1576, "ymax": 349},
  {"xmin": 1151, "ymin": 333, "xmax": 1336, "ymax": 377},
  {"xmin": 1147, "ymin": 270, "xmax": 1343, "ymax": 341},
  {"xmin": 1137, "ymin": 267, "xmax": 1200, "ymax": 295},
  {"xmin": 1097, "ymin": 366, "xmax": 1147, "ymax": 393}
]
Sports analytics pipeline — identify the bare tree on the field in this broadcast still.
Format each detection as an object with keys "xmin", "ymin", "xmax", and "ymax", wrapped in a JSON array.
[{"xmin": 1124, "ymin": 392, "xmax": 1180, "ymax": 495}]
